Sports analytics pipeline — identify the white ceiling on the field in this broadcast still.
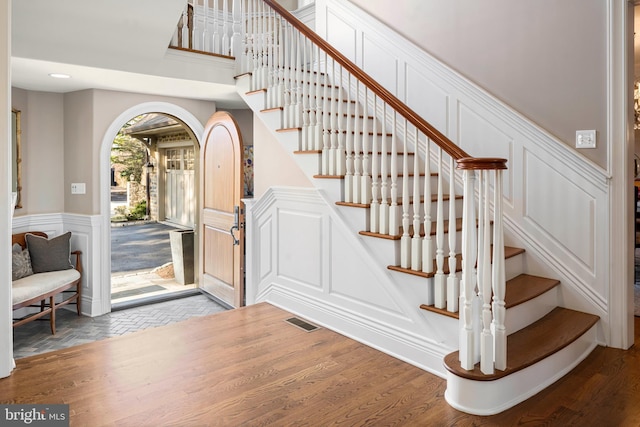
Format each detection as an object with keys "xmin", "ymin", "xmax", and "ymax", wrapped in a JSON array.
[{"xmin": 11, "ymin": 0, "xmax": 246, "ymax": 108}]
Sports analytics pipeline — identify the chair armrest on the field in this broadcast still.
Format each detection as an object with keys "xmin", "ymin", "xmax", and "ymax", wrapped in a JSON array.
[{"xmin": 71, "ymin": 250, "xmax": 83, "ymax": 276}]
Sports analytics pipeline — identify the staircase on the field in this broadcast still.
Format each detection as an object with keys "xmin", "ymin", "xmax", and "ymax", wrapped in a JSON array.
[{"xmin": 229, "ymin": 0, "xmax": 600, "ymax": 416}]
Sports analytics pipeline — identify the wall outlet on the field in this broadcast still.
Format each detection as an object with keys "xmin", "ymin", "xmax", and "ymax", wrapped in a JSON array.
[
  {"xmin": 576, "ymin": 130, "xmax": 596, "ymax": 149},
  {"xmin": 71, "ymin": 183, "xmax": 86, "ymax": 194}
]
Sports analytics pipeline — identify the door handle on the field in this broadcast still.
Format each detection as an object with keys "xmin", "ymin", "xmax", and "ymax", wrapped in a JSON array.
[{"xmin": 229, "ymin": 205, "xmax": 240, "ymax": 246}]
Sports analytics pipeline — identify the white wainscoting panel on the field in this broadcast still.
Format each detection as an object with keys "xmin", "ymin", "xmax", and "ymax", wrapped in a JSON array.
[
  {"xmin": 315, "ymin": 0, "xmax": 610, "ymax": 334},
  {"xmin": 362, "ymin": 33, "xmax": 398, "ymax": 95},
  {"xmin": 245, "ymin": 187, "xmax": 458, "ymax": 376},
  {"xmin": 325, "ymin": 10, "xmax": 357, "ymax": 62},
  {"xmin": 405, "ymin": 63, "xmax": 449, "ymax": 134},
  {"xmin": 258, "ymin": 217, "xmax": 273, "ymax": 282},
  {"xmin": 277, "ymin": 209, "xmax": 324, "ymax": 290}
]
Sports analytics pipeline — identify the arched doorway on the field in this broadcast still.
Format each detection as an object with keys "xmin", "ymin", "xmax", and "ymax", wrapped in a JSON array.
[
  {"xmin": 99, "ymin": 103, "xmax": 205, "ymax": 315},
  {"xmin": 110, "ymin": 113, "xmax": 199, "ymax": 306}
]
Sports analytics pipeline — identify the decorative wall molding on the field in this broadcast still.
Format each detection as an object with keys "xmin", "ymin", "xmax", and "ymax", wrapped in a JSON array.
[{"xmin": 245, "ymin": 186, "xmax": 460, "ymax": 377}]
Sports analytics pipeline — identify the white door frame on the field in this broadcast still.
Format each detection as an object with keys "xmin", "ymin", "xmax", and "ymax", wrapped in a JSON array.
[
  {"xmin": 608, "ymin": 0, "xmax": 634, "ymax": 349},
  {"xmin": 99, "ymin": 102, "xmax": 205, "ymax": 316}
]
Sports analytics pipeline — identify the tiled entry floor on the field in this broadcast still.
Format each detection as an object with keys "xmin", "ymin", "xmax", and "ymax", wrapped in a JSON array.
[{"xmin": 13, "ymin": 294, "xmax": 228, "ymax": 360}]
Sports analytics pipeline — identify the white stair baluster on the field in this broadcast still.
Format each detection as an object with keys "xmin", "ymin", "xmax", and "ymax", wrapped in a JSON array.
[
  {"xmin": 201, "ymin": 0, "xmax": 209, "ymax": 52},
  {"xmin": 492, "ymin": 169, "xmax": 507, "ymax": 371},
  {"xmin": 422, "ymin": 137, "xmax": 433, "ymax": 273},
  {"xmin": 275, "ymin": 15, "xmax": 284, "ymax": 108},
  {"xmin": 447, "ymin": 157, "xmax": 459, "ymax": 313},
  {"xmin": 379, "ymin": 103, "xmax": 389, "ymax": 235},
  {"xmin": 388, "ymin": 113, "xmax": 399, "ymax": 236},
  {"xmin": 222, "ymin": 0, "xmax": 230, "ymax": 55},
  {"xmin": 321, "ymin": 50, "xmax": 331, "ymax": 175},
  {"xmin": 212, "ymin": 0, "xmax": 220, "ymax": 54},
  {"xmin": 411, "ymin": 129, "xmax": 422, "ymax": 271},
  {"xmin": 352, "ymin": 82, "xmax": 362, "ymax": 201},
  {"xmin": 282, "ymin": 23, "xmax": 292, "ymax": 127},
  {"xmin": 434, "ymin": 148, "xmax": 446, "ymax": 308},
  {"xmin": 329, "ymin": 57, "xmax": 338, "ymax": 173},
  {"xmin": 400, "ymin": 118, "xmax": 410, "ymax": 268},
  {"xmin": 479, "ymin": 170, "xmax": 494, "ymax": 375},
  {"xmin": 289, "ymin": 30, "xmax": 298, "ymax": 128},
  {"xmin": 246, "ymin": 0, "xmax": 254, "ymax": 80},
  {"xmin": 313, "ymin": 43, "xmax": 323, "ymax": 151},
  {"xmin": 335, "ymin": 65, "xmax": 346, "ymax": 176},
  {"xmin": 344, "ymin": 73, "xmax": 354, "ymax": 202},
  {"xmin": 231, "ymin": 0, "xmax": 242, "ymax": 69},
  {"xmin": 300, "ymin": 35, "xmax": 310, "ymax": 149},
  {"xmin": 265, "ymin": 6, "xmax": 274, "ymax": 108},
  {"xmin": 369, "ymin": 95, "xmax": 380, "ymax": 233},
  {"xmin": 360, "ymin": 88, "xmax": 371, "ymax": 204}
]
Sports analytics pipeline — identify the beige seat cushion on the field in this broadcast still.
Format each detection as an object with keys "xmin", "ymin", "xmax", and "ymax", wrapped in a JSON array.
[{"xmin": 12, "ymin": 270, "xmax": 81, "ymax": 306}]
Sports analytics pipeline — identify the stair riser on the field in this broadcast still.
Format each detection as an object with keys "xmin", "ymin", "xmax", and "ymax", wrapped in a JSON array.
[{"xmin": 505, "ymin": 287, "xmax": 558, "ymax": 335}]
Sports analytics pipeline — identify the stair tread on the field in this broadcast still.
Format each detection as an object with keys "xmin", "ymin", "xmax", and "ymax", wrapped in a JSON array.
[
  {"xmin": 505, "ymin": 274, "xmax": 560, "ymax": 308},
  {"xmin": 419, "ymin": 273, "xmax": 560, "ymax": 318},
  {"xmin": 246, "ymin": 89, "xmax": 267, "ymax": 95},
  {"xmin": 261, "ymin": 107, "xmax": 283, "ymax": 113},
  {"xmin": 388, "ymin": 246, "xmax": 525, "ymax": 277},
  {"xmin": 443, "ymin": 307, "xmax": 599, "ymax": 381}
]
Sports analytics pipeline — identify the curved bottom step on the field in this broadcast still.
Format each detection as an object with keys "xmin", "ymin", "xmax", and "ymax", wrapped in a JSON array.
[{"xmin": 444, "ymin": 308, "xmax": 599, "ymax": 415}]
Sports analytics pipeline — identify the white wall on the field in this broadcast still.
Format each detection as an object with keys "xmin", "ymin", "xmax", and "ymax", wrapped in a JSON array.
[
  {"xmin": 253, "ymin": 117, "xmax": 313, "ymax": 198},
  {"xmin": 344, "ymin": 0, "xmax": 608, "ymax": 169},
  {"xmin": 60, "ymin": 89, "xmax": 217, "ymax": 215}
]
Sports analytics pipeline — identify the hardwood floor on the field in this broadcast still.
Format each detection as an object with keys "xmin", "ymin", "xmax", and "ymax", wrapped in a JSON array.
[{"xmin": 1, "ymin": 303, "xmax": 640, "ymax": 426}]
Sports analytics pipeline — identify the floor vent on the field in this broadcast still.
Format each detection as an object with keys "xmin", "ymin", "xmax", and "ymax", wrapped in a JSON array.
[{"xmin": 285, "ymin": 317, "xmax": 320, "ymax": 332}]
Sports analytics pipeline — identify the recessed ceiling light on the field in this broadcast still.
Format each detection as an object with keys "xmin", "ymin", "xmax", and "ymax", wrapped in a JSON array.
[{"xmin": 48, "ymin": 73, "xmax": 71, "ymax": 79}]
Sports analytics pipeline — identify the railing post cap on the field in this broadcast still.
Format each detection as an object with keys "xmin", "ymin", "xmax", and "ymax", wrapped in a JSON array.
[{"xmin": 456, "ymin": 158, "xmax": 508, "ymax": 170}]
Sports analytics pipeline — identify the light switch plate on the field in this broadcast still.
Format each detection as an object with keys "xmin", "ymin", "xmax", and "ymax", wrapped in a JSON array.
[
  {"xmin": 576, "ymin": 130, "xmax": 596, "ymax": 149},
  {"xmin": 71, "ymin": 183, "xmax": 86, "ymax": 194}
]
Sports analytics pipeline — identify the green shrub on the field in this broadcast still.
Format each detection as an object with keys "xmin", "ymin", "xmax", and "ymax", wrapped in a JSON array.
[{"xmin": 126, "ymin": 200, "xmax": 147, "ymax": 220}]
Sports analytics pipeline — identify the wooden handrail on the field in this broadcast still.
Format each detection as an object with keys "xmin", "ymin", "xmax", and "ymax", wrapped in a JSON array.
[{"xmin": 262, "ymin": 0, "xmax": 474, "ymax": 163}]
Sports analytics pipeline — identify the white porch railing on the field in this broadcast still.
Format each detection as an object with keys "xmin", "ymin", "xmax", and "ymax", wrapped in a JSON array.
[{"xmin": 182, "ymin": 0, "xmax": 508, "ymax": 375}]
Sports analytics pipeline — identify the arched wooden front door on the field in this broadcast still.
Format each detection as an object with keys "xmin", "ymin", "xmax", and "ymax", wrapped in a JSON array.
[{"xmin": 199, "ymin": 111, "xmax": 244, "ymax": 308}]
